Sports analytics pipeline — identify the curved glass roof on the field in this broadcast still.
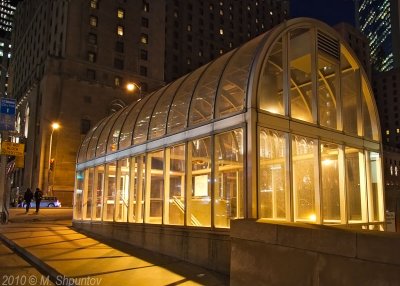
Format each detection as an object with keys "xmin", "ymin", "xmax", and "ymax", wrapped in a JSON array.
[{"xmin": 78, "ymin": 18, "xmax": 381, "ymax": 164}]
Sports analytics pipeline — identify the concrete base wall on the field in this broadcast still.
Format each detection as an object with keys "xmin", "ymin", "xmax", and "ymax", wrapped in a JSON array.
[
  {"xmin": 73, "ymin": 221, "xmax": 230, "ymax": 274},
  {"xmin": 230, "ymin": 219, "xmax": 400, "ymax": 286}
]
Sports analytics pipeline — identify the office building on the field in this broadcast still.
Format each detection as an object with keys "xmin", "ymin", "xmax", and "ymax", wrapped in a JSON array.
[
  {"xmin": 74, "ymin": 18, "xmax": 384, "ymax": 273},
  {"xmin": 10, "ymin": 0, "xmax": 165, "ymax": 204},
  {"xmin": 164, "ymin": 0, "xmax": 289, "ymax": 82},
  {"xmin": 355, "ymin": 0, "xmax": 400, "ymax": 72},
  {"xmin": 334, "ymin": 22, "xmax": 371, "ymax": 78}
]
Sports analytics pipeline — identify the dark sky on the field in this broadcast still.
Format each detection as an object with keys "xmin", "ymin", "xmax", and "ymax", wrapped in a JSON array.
[{"xmin": 291, "ymin": 0, "xmax": 355, "ymax": 26}]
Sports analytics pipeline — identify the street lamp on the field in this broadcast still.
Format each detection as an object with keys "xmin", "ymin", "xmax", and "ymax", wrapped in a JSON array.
[
  {"xmin": 126, "ymin": 82, "xmax": 142, "ymax": 98},
  {"xmin": 47, "ymin": 122, "xmax": 60, "ymax": 194}
]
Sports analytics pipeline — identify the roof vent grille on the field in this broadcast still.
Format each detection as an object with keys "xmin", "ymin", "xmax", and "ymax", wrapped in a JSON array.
[{"xmin": 317, "ymin": 31, "xmax": 340, "ymax": 60}]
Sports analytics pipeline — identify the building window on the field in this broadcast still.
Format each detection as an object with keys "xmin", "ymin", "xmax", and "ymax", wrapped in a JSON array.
[
  {"xmin": 87, "ymin": 69, "xmax": 96, "ymax": 80},
  {"xmin": 187, "ymin": 24, "xmax": 192, "ymax": 32},
  {"xmin": 141, "ymin": 17, "xmax": 149, "ymax": 28},
  {"xmin": 140, "ymin": 33, "xmax": 148, "ymax": 44},
  {"xmin": 115, "ymin": 41, "xmax": 124, "ymax": 53},
  {"xmin": 143, "ymin": 1, "xmax": 149, "ymax": 12},
  {"xmin": 89, "ymin": 16, "xmax": 98, "ymax": 27},
  {"xmin": 117, "ymin": 25, "xmax": 124, "ymax": 36},
  {"xmin": 88, "ymin": 33, "xmax": 97, "ymax": 44},
  {"xmin": 140, "ymin": 66, "xmax": 147, "ymax": 76},
  {"xmin": 81, "ymin": 119, "xmax": 91, "ymax": 135},
  {"xmin": 114, "ymin": 58, "xmax": 124, "ymax": 70},
  {"xmin": 114, "ymin": 76, "xmax": 122, "ymax": 87},
  {"xmin": 90, "ymin": 0, "xmax": 98, "ymax": 9},
  {"xmin": 140, "ymin": 49, "xmax": 148, "ymax": 60},
  {"xmin": 117, "ymin": 8, "xmax": 124, "ymax": 19},
  {"xmin": 88, "ymin": 52, "xmax": 96, "ymax": 63}
]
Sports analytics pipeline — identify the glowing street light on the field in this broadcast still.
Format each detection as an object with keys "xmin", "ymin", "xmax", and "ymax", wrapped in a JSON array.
[
  {"xmin": 126, "ymin": 82, "xmax": 142, "ymax": 98},
  {"xmin": 48, "ymin": 122, "xmax": 60, "ymax": 193}
]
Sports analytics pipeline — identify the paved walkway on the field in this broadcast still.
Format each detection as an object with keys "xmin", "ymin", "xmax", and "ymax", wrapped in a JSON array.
[{"xmin": 0, "ymin": 212, "xmax": 228, "ymax": 286}]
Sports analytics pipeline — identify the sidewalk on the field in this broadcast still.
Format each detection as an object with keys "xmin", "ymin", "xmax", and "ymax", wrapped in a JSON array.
[{"xmin": 0, "ymin": 211, "xmax": 228, "ymax": 286}]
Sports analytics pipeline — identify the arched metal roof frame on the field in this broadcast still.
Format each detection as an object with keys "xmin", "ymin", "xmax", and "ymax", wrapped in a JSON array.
[
  {"xmin": 248, "ymin": 18, "xmax": 381, "ymax": 142},
  {"xmin": 77, "ymin": 18, "xmax": 382, "ymax": 166}
]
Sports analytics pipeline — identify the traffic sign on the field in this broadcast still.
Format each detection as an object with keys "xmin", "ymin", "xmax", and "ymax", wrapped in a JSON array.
[
  {"xmin": 0, "ymin": 141, "xmax": 24, "ymax": 156},
  {"xmin": 0, "ymin": 98, "xmax": 16, "ymax": 131}
]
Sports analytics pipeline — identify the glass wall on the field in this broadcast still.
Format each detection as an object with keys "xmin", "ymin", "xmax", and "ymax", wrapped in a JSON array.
[
  {"xmin": 103, "ymin": 162, "xmax": 116, "ymax": 221},
  {"xmin": 145, "ymin": 150, "xmax": 164, "ymax": 224},
  {"xmin": 258, "ymin": 130, "xmax": 382, "ymax": 225},
  {"xmin": 128, "ymin": 155, "xmax": 145, "ymax": 223},
  {"xmin": 187, "ymin": 137, "xmax": 212, "ymax": 227},
  {"xmin": 259, "ymin": 38, "xmax": 284, "ymax": 115},
  {"xmin": 93, "ymin": 165, "xmax": 104, "ymax": 220},
  {"xmin": 214, "ymin": 129, "xmax": 244, "ymax": 228},
  {"xmin": 321, "ymin": 143, "xmax": 341, "ymax": 223},
  {"xmin": 289, "ymin": 29, "xmax": 313, "ymax": 123},
  {"xmin": 83, "ymin": 168, "xmax": 94, "ymax": 220},
  {"xmin": 74, "ymin": 171, "xmax": 84, "ymax": 219},
  {"xmin": 259, "ymin": 129, "xmax": 288, "ymax": 219},
  {"xmin": 292, "ymin": 135, "xmax": 318, "ymax": 222},
  {"xmin": 166, "ymin": 145, "xmax": 185, "ymax": 225},
  {"xmin": 115, "ymin": 158, "xmax": 130, "ymax": 222}
]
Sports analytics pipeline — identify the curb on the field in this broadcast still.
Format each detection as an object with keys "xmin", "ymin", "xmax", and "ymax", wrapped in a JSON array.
[{"xmin": 0, "ymin": 233, "xmax": 74, "ymax": 286}]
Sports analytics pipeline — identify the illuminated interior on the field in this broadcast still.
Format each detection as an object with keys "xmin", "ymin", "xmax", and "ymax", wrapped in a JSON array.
[{"xmin": 73, "ymin": 19, "xmax": 384, "ymax": 229}]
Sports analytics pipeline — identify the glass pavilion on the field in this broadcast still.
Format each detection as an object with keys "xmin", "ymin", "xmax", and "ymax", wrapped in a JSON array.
[{"xmin": 74, "ymin": 18, "xmax": 384, "ymax": 230}]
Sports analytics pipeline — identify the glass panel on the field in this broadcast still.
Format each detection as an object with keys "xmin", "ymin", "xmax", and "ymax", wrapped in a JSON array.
[
  {"xmin": 259, "ymin": 129, "xmax": 288, "ymax": 219},
  {"xmin": 96, "ymin": 109, "xmax": 124, "ymax": 157},
  {"xmin": 189, "ymin": 51, "xmax": 233, "ymax": 126},
  {"xmin": 145, "ymin": 150, "xmax": 164, "ymax": 224},
  {"xmin": 107, "ymin": 103, "xmax": 136, "ymax": 153},
  {"xmin": 321, "ymin": 143, "xmax": 340, "ymax": 222},
  {"xmin": 83, "ymin": 168, "xmax": 94, "ymax": 220},
  {"xmin": 216, "ymin": 34, "xmax": 263, "ymax": 118},
  {"xmin": 292, "ymin": 135, "xmax": 318, "ymax": 222},
  {"xmin": 87, "ymin": 117, "xmax": 111, "ymax": 160},
  {"xmin": 289, "ymin": 29, "xmax": 313, "ymax": 123},
  {"xmin": 92, "ymin": 165, "xmax": 104, "ymax": 220},
  {"xmin": 149, "ymin": 77, "xmax": 187, "ymax": 140},
  {"xmin": 367, "ymin": 151, "xmax": 382, "ymax": 222},
  {"xmin": 78, "ymin": 126, "xmax": 97, "ymax": 163},
  {"xmin": 115, "ymin": 158, "xmax": 130, "ymax": 222},
  {"xmin": 318, "ymin": 55, "xmax": 339, "ymax": 129},
  {"xmin": 166, "ymin": 145, "xmax": 185, "ymax": 225},
  {"xmin": 133, "ymin": 88, "xmax": 167, "ymax": 144},
  {"xmin": 341, "ymin": 49, "xmax": 359, "ymax": 135},
  {"xmin": 345, "ymin": 147, "xmax": 366, "ymax": 222},
  {"xmin": 187, "ymin": 137, "xmax": 211, "ymax": 227},
  {"xmin": 362, "ymin": 78, "xmax": 379, "ymax": 140},
  {"xmin": 103, "ymin": 162, "xmax": 117, "ymax": 221},
  {"xmin": 259, "ymin": 37, "xmax": 284, "ymax": 115},
  {"xmin": 119, "ymin": 95, "xmax": 152, "ymax": 150},
  {"xmin": 168, "ymin": 64, "xmax": 210, "ymax": 134},
  {"xmin": 128, "ymin": 155, "xmax": 145, "ymax": 223},
  {"xmin": 215, "ymin": 129, "xmax": 244, "ymax": 228},
  {"xmin": 74, "ymin": 171, "xmax": 84, "ymax": 220}
]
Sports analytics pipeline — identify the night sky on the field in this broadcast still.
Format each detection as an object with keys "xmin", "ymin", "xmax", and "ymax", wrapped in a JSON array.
[{"xmin": 291, "ymin": 0, "xmax": 355, "ymax": 26}]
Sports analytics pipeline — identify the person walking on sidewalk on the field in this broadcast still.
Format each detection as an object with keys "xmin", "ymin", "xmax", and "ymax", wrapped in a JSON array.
[
  {"xmin": 34, "ymin": 188, "xmax": 43, "ymax": 213},
  {"xmin": 23, "ymin": 188, "xmax": 33, "ymax": 213}
]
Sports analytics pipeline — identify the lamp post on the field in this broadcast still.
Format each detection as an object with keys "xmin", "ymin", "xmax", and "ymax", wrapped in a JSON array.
[
  {"xmin": 47, "ymin": 122, "xmax": 60, "ymax": 194},
  {"xmin": 126, "ymin": 82, "xmax": 142, "ymax": 98}
]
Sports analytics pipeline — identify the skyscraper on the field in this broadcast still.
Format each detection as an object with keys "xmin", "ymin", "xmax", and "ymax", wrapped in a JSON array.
[
  {"xmin": 355, "ymin": 0, "xmax": 400, "ymax": 72},
  {"xmin": 164, "ymin": 0, "xmax": 289, "ymax": 82},
  {"xmin": 0, "ymin": 0, "xmax": 16, "ymax": 97}
]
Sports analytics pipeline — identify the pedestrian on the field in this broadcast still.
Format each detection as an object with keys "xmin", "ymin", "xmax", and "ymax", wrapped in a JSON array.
[
  {"xmin": 23, "ymin": 188, "xmax": 33, "ymax": 213},
  {"xmin": 34, "ymin": 188, "xmax": 43, "ymax": 213}
]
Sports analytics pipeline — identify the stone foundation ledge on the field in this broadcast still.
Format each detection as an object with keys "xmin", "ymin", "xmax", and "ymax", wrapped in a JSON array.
[{"xmin": 230, "ymin": 219, "xmax": 400, "ymax": 286}]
